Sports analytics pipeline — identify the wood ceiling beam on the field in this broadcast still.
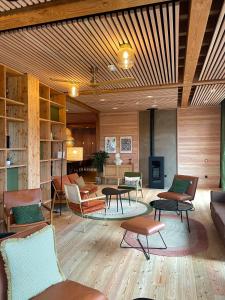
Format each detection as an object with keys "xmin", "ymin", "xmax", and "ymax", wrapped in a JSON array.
[
  {"xmin": 78, "ymin": 79, "xmax": 225, "ymax": 95},
  {"xmin": 0, "ymin": 0, "xmax": 170, "ymax": 32},
  {"xmin": 67, "ymin": 96, "xmax": 99, "ymax": 113},
  {"xmin": 181, "ymin": 0, "xmax": 213, "ymax": 107}
]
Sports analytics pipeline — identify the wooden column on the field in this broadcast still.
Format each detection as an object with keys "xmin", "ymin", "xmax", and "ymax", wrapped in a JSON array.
[{"xmin": 25, "ymin": 74, "xmax": 40, "ymax": 188}]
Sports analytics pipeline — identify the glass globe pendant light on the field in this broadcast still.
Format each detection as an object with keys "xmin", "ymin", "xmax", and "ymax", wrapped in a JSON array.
[
  {"xmin": 117, "ymin": 43, "xmax": 135, "ymax": 70},
  {"xmin": 68, "ymin": 82, "xmax": 79, "ymax": 97}
]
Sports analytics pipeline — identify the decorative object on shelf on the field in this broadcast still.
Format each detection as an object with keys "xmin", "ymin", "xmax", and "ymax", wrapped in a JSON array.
[
  {"xmin": 92, "ymin": 150, "xmax": 109, "ymax": 184},
  {"xmin": 128, "ymin": 158, "xmax": 132, "ymax": 164},
  {"xmin": 114, "ymin": 153, "xmax": 123, "ymax": 166},
  {"xmin": 6, "ymin": 157, "xmax": 12, "ymax": 166},
  {"xmin": 117, "ymin": 43, "xmax": 135, "ymax": 70},
  {"xmin": 120, "ymin": 136, "xmax": 132, "ymax": 153},
  {"xmin": 67, "ymin": 147, "xmax": 83, "ymax": 161},
  {"xmin": 57, "ymin": 151, "xmax": 65, "ymax": 159},
  {"xmin": 65, "ymin": 128, "xmax": 74, "ymax": 147},
  {"xmin": 105, "ymin": 136, "xmax": 116, "ymax": 153}
]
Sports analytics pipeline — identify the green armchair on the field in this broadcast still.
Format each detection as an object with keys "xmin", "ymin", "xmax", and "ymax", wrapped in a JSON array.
[{"xmin": 118, "ymin": 172, "xmax": 143, "ymax": 201}]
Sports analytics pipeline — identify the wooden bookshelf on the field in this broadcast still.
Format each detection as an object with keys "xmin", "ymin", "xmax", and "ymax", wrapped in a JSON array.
[{"xmin": 39, "ymin": 84, "xmax": 66, "ymax": 203}]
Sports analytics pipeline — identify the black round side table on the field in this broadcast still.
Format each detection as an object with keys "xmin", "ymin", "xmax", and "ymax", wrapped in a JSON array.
[{"xmin": 102, "ymin": 187, "xmax": 130, "ymax": 214}]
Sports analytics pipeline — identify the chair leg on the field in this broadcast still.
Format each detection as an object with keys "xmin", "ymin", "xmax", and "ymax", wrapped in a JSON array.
[
  {"xmin": 119, "ymin": 195, "xmax": 123, "ymax": 214},
  {"xmin": 128, "ymin": 192, "xmax": 131, "ymax": 206},
  {"xmin": 116, "ymin": 195, "xmax": 118, "ymax": 212},
  {"xmin": 186, "ymin": 211, "xmax": 191, "ymax": 233},
  {"xmin": 141, "ymin": 189, "xmax": 144, "ymax": 198}
]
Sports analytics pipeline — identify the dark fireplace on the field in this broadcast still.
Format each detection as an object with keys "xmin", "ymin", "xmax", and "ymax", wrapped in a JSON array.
[
  {"xmin": 148, "ymin": 109, "xmax": 164, "ymax": 189},
  {"xmin": 149, "ymin": 156, "xmax": 164, "ymax": 188}
]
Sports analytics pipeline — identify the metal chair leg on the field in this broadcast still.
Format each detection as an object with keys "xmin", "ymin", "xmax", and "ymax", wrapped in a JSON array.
[
  {"xmin": 119, "ymin": 195, "xmax": 124, "ymax": 214},
  {"xmin": 186, "ymin": 210, "xmax": 191, "ymax": 232}
]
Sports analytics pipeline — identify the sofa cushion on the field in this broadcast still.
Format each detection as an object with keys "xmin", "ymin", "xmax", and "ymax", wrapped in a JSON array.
[
  {"xmin": 32, "ymin": 280, "xmax": 107, "ymax": 300},
  {"xmin": 12, "ymin": 204, "xmax": 44, "ymax": 224},
  {"xmin": 68, "ymin": 173, "xmax": 79, "ymax": 184},
  {"xmin": 53, "ymin": 176, "xmax": 71, "ymax": 191},
  {"xmin": 0, "ymin": 225, "xmax": 64, "ymax": 300}
]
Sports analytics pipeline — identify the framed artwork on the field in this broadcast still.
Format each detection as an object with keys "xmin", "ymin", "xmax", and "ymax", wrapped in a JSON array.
[
  {"xmin": 105, "ymin": 137, "xmax": 116, "ymax": 153},
  {"xmin": 120, "ymin": 136, "xmax": 132, "ymax": 153}
]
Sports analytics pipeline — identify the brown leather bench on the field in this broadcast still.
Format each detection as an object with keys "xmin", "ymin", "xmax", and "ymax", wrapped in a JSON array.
[
  {"xmin": 120, "ymin": 216, "xmax": 167, "ymax": 260},
  {"xmin": 0, "ymin": 224, "xmax": 107, "ymax": 300}
]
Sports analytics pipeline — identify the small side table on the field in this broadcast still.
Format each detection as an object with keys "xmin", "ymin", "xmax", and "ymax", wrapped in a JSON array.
[{"xmin": 102, "ymin": 187, "xmax": 131, "ymax": 214}]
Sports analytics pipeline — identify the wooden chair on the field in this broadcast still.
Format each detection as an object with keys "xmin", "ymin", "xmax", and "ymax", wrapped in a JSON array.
[
  {"xmin": 3, "ymin": 188, "xmax": 51, "ymax": 232},
  {"xmin": 64, "ymin": 184, "xmax": 106, "ymax": 231},
  {"xmin": 118, "ymin": 171, "xmax": 143, "ymax": 200}
]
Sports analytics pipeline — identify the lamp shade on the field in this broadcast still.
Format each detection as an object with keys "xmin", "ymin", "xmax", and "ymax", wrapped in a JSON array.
[
  {"xmin": 68, "ymin": 84, "xmax": 79, "ymax": 98},
  {"xmin": 67, "ymin": 147, "xmax": 83, "ymax": 161},
  {"xmin": 117, "ymin": 43, "xmax": 135, "ymax": 70}
]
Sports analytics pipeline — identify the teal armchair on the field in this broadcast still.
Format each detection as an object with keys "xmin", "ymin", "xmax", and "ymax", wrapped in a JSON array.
[{"xmin": 118, "ymin": 172, "xmax": 143, "ymax": 200}]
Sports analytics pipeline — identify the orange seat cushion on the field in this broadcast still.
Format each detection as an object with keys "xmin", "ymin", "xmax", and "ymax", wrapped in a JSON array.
[
  {"xmin": 68, "ymin": 173, "xmax": 80, "ymax": 184},
  {"xmin": 69, "ymin": 200, "xmax": 105, "ymax": 214},
  {"xmin": 53, "ymin": 176, "xmax": 71, "ymax": 191},
  {"xmin": 157, "ymin": 191, "xmax": 192, "ymax": 201},
  {"xmin": 121, "ymin": 216, "xmax": 165, "ymax": 236}
]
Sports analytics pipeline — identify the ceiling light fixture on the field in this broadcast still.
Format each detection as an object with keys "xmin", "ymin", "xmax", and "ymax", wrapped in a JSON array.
[
  {"xmin": 100, "ymin": 99, "xmax": 105, "ymax": 102},
  {"xmin": 112, "ymin": 107, "xmax": 118, "ymax": 110},
  {"xmin": 68, "ymin": 83, "xmax": 79, "ymax": 98},
  {"xmin": 117, "ymin": 43, "xmax": 135, "ymax": 70},
  {"xmin": 147, "ymin": 95, "xmax": 153, "ymax": 98}
]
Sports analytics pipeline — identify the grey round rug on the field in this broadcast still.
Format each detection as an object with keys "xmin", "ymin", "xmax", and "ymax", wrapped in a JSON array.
[{"xmin": 87, "ymin": 199, "xmax": 152, "ymax": 221}]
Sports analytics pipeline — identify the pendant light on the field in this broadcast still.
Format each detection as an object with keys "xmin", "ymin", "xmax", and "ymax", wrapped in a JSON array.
[
  {"xmin": 68, "ymin": 83, "xmax": 79, "ymax": 98},
  {"xmin": 117, "ymin": 43, "xmax": 135, "ymax": 70}
]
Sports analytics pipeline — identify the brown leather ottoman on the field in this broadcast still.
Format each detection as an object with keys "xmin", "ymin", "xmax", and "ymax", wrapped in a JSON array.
[{"xmin": 120, "ymin": 216, "xmax": 166, "ymax": 260}]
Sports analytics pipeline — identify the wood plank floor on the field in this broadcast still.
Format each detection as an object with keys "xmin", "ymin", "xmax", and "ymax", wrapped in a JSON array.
[{"xmin": 53, "ymin": 188, "xmax": 225, "ymax": 300}]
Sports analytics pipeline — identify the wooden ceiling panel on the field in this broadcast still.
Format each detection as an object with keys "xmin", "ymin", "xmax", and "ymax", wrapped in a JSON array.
[
  {"xmin": 74, "ymin": 88, "xmax": 178, "ymax": 112},
  {"xmin": 0, "ymin": 0, "xmax": 52, "ymax": 13},
  {"xmin": 199, "ymin": 2, "xmax": 225, "ymax": 81},
  {"xmin": 191, "ymin": 84, "xmax": 225, "ymax": 106},
  {"xmin": 0, "ymin": 1, "xmax": 179, "ymax": 97}
]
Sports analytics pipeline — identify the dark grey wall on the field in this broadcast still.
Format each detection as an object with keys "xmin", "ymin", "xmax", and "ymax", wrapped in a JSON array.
[{"xmin": 139, "ymin": 110, "xmax": 177, "ymax": 188}]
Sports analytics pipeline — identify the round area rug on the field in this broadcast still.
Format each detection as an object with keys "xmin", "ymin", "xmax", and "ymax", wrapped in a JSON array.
[
  {"xmin": 87, "ymin": 199, "xmax": 152, "ymax": 221},
  {"xmin": 124, "ymin": 214, "xmax": 208, "ymax": 256}
]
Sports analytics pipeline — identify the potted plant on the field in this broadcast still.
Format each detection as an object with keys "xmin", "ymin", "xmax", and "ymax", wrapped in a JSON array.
[{"xmin": 92, "ymin": 150, "xmax": 109, "ymax": 184}]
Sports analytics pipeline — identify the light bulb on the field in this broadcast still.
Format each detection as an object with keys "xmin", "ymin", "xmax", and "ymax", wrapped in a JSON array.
[
  {"xmin": 68, "ymin": 84, "xmax": 79, "ymax": 97},
  {"xmin": 117, "ymin": 43, "xmax": 135, "ymax": 70}
]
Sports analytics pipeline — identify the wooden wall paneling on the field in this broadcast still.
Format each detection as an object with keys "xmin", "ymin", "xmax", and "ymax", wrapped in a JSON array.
[
  {"xmin": 177, "ymin": 107, "xmax": 220, "ymax": 188},
  {"xmin": 99, "ymin": 112, "xmax": 139, "ymax": 170},
  {"xmin": 24, "ymin": 74, "xmax": 40, "ymax": 189}
]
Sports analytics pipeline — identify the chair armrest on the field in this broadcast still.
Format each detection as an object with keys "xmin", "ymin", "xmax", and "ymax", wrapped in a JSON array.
[
  {"xmin": 41, "ymin": 203, "xmax": 51, "ymax": 211},
  {"xmin": 210, "ymin": 191, "xmax": 225, "ymax": 203},
  {"xmin": 81, "ymin": 195, "xmax": 106, "ymax": 203},
  {"xmin": 117, "ymin": 178, "xmax": 123, "ymax": 186}
]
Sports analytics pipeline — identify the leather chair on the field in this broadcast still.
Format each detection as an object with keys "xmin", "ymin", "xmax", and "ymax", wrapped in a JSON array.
[
  {"xmin": 3, "ymin": 188, "xmax": 52, "ymax": 232},
  {"xmin": 0, "ymin": 225, "xmax": 107, "ymax": 300},
  {"xmin": 157, "ymin": 174, "xmax": 198, "ymax": 203}
]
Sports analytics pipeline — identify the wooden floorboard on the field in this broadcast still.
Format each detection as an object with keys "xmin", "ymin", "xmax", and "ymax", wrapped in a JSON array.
[{"xmin": 53, "ymin": 188, "xmax": 225, "ymax": 300}]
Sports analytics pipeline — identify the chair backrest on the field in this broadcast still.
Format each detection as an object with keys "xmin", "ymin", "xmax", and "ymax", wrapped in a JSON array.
[
  {"xmin": 3, "ymin": 188, "xmax": 42, "ymax": 212},
  {"xmin": 64, "ymin": 184, "xmax": 81, "ymax": 205},
  {"xmin": 175, "ymin": 174, "xmax": 198, "ymax": 200},
  {"xmin": 124, "ymin": 172, "xmax": 142, "ymax": 178}
]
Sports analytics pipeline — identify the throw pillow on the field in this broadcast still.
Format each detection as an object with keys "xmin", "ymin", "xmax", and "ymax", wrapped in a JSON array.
[
  {"xmin": 75, "ymin": 176, "xmax": 86, "ymax": 188},
  {"xmin": 12, "ymin": 204, "xmax": 44, "ymax": 224},
  {"xmin": 0, "ymin": 225, "xmax": 64, "ymax": 300},
  {"xmin": 124, "ymin": 176, "xmax": 140, "ymax": 187},
  {"xmin": 169, "ymin": 178, "xmax": 190, "ymax": 194}
]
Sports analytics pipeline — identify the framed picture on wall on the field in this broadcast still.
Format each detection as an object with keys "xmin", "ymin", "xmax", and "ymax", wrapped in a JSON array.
[
  {"xmin": 105, "ymin": 137, "xmax": 116, "ymax": 153},
  {"xmin": 120, "ymin": 136, "xmax": 132, "ymax": 153}
]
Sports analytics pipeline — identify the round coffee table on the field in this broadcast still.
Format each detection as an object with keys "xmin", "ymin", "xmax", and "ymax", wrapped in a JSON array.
[
  {"xmin": 150, "ymin": 199, "xmax": 193, "ymax": 232},
  {"xmin": 102, "ymin": 187, "xmax": 131, "ymax": 214}
]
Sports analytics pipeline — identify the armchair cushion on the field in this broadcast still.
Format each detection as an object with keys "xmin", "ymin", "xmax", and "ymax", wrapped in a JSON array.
[
  {"xmin": 169, "ymin": 178, "xmax": 191, "ymax": 194},
  {"xmin": 157, "ymin": 191, "xmax": 192, "ymax": 202},
  {"xmin": 124, "ymin": 176, "xmax": 140, "ymax": 187},
  {"xmin": 53, "ymin": 176, "xmax": 71, "ymax": 192},
  {"xmin": 67, "ymin": 173, "xmax": 79, "ymax": 184},
  {"xmin": 75, "ymin": 176, "xmax": 86, "ymax": 188},
  {"xmin": 12, "ymin": 204, "xmax": 44, "ymax": 224},
  {"xmin": 0, "ymin": 225, "xmax": 64, "ymax": 300}
]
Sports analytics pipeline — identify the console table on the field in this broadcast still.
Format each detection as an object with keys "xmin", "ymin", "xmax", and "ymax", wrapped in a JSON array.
[{"xmin": 103, "ymin": 164, "xmax": 133, "ymax": 184}]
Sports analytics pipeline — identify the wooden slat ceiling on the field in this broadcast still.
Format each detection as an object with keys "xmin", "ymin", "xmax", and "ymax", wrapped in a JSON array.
[
  {"xmin": 74, "ymin": 88, "xmax": 178, "ymax": 112},
  {"xmin": 0, "ymin": 0, "xmax": 52, "ymax": 12},
  {"xmin": 191, "ymin": 2, "xmax": 225, "ymax": 106},
  {"xmin": 0, "ymin": 1, "xmax": 179, "ymax": 109},
  {"xmin": 0, "ymin": 0, "xmax": 224, "ymax": 112}
]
